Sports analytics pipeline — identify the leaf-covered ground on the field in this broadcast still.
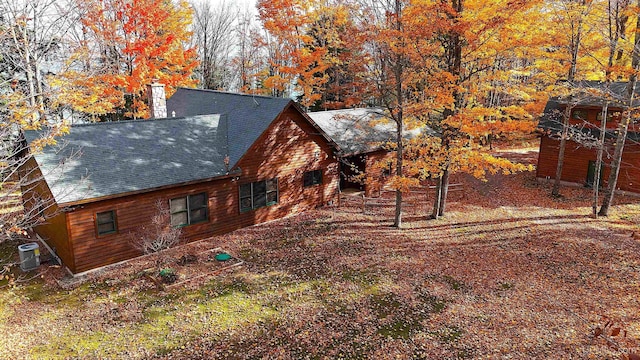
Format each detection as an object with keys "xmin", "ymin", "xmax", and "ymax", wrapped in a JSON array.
[{"xmin": 2, "ymin": 148, "xmax": 640, "ymax": 359}]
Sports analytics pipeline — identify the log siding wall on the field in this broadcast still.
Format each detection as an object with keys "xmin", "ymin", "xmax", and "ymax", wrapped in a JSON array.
[
  {"xmin": 21, "ymin": 157, "xmax": 74, "ymax": 270},
  {"xmin": 365, "ymin": 150, "xmax": 394, "ymax": 197},
  {"xmin": 537, "ymin": 134, "xmax": 640, "ymax": 194},
  {"xmin": 538, "ymin": 105, "xmax": 640, "ymax": 194},
  {"xmin": 59, "ymin": 107, "xmax": 338, "ymax": 273}
]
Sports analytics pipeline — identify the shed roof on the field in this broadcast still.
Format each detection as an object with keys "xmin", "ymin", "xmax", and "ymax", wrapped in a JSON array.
[
  {"xmin": 538, "ymin": 82, "xmax": 640, "ymax": 141},
  {"xmin": 25, "ymin": 115, "xmax": 230, "ymax": 205},
  {"xmin": 543, "ymin": 81, "xmax": 640, "ymax": 111}
]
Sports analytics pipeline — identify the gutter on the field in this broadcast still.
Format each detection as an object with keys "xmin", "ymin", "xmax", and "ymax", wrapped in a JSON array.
[{"xmin": 58, "ymin": 169, "xmax": 242, "ymax": 208}]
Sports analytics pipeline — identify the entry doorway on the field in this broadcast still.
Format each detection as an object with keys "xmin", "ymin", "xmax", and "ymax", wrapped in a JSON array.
[
  {"xmin": 585, "ymin": 160, "xmax": 604, "ymax": 188},
  {"xmin": 340, "ymin": 155, "xmax": 366, "ymax": 191}
]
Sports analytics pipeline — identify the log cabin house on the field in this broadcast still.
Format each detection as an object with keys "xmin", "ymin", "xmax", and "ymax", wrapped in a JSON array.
[
  {"xmin": 22, "ymin": 87, "xmax": 340, "ymax": 274},
  {"xmin": 537, "ymin": 81, "xmax": 640, "ymax": 193}
]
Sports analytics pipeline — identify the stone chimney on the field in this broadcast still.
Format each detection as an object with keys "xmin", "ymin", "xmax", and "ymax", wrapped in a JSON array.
[{"xmin": 147, "ymin": 80, "xmax": 167, "ymax": 119}]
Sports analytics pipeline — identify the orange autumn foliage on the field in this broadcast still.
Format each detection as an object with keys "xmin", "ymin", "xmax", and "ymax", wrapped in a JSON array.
[
  {"xmin": 257, "ymin": 0, "xmax": 366, "ymax": 109},
  {"xmin": 357, "ymin": 0, "xmax": 542, "ymax": 215},
  {"xmin": 55, "ymin": 0, "xmax": 198, "ymax": 120}
]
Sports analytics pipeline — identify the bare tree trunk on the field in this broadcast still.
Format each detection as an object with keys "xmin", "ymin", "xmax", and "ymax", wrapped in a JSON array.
[
  {"xmin": 432, "ymin": 176, "xmax": 442, "ymax": 218},
  {"xmin": 393, "ymin": 112, "xmax": 403, "ymax": 227},
  {"xmin": 552, "ymin": 0, "xmax": 587, "ymax": 196},
  {"xmin": 593, "ymin": 103, "xmax": 608, "ymax": 217},
  {"xmin": 552, "ymin": 105, "xmax": 573, "ymax": 196},
  {"xmin": 191, "ymin": 0, "xmax": 236, "ymax": 90},
  {"xmin": 598, "ymin": 105, "xmax": 632, "ymax": 216},
  {"xmin": 599, "ymin": 0, "xmax": 640, "ymax": 216},
  {"xmin": 438, "ymin": 167, "xmax": 450, "ymax": 216},
  {"xmin": 591, "ymin": 0, "xmax": 629, "ymax": 216},
  {"xmin": 392, "ymin": 0, "xmax": 403, "ymax": 228}
]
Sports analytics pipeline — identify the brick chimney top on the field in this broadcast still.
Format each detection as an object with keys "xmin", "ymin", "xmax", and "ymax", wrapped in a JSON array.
[{"xmin": 147, "ymin": 80, "xmax": 167, "ymax": 119}]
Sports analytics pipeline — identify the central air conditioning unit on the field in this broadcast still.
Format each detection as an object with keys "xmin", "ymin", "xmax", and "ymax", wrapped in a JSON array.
[{"xmin": 18, "ymin": 242, "xmax": 40, "ymax": 271}]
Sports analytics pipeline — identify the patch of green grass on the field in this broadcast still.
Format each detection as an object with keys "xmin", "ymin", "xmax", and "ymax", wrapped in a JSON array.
[
  {"xmin": 422, "ymin": 294, "xmax": 447, "ymax": 313},
  {"xmin": 442, "ymin": 275, "xmax": 467, "ymax": 291},
  {"xmin": 341, "ymin": 268, "xmax": 380, "ymax": 287},
  {"xmin": 431, "ymin": 325, "xmax": 464, "ymax": 344},
  {"xmin": 194, "ymin": 291, "xmax": 276, "ymax": 329},
  {"xmin": 499, "ymin": 281, "xmax": 514, "ymax": 290},
  {"xmin": 17, "ymin": 279, "xmax": 49, "ymax": 302},
  {"xmin": 378, "ymin": 319, "xmax": 418, "ymax": 339},
  {"xmin": 31, "ymin": 289, "xmax": 276, "ymax": 358}
]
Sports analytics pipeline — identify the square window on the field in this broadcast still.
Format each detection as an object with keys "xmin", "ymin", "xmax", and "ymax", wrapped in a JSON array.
[
  {"xmin": 190, "ymin": 193, "xmax": 206, "ymax": 208},
  {"xmin": 171, "ymin": 211, "xmax": 188, "ymax": 227},
  {"xmin": 239, "ymin": 178, "xmax": 278, "ymax": 212},
  {"xmin": 169, "ymin": 193, "xmax": 208, "ymax": 227},
  {"xmin": 190, "ymin": 208, "xmax": 207, "ymax": 223},
  {"xmin": 303, "ymin": 170, "xmax": 322, "ymax": 187},
  {"xmin": 240, "ymin": 183, "xmax": 252, "ymax": 198},
  {"xmin": 240, "ymin": 197, "xmax": 253, "ymax": 211},
  {"xmin": 170, "ymin": 197, "xmax": 187, "ymax": 213},
  {"xmin": 96, "ymin": 210, "xmax": 117, "ymax": 236},
  {"xmin": 266, "ymin": 178, "xmax": 278, "ymax": 192}
]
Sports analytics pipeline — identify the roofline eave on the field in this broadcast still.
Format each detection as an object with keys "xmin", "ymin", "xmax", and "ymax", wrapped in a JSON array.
[{"xmin": 58, "ymin": 168, "xmax": 242, "ymax": 209}]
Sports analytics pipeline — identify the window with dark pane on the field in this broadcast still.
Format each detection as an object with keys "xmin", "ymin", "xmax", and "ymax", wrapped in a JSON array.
[
  {"xmin": 253, "ymin": 180, "xmax": 267, "ymax": 208},
  {"xmin": 189, "ymin": 193, "xmax": 208, "ymax": 223},
  {"xmin": 571, "ymin": 109, "xmax": 587, "ymax": 121},
  {"xmin": 266, "ymin": 178, "xmax": 278, "ymax": 205},
  {"xmin": 239, "ymin": 183, "xmax": 253, "ymax": 212},
  {"xmin": 170, "ymin": 193, "xmax": 208, "ymax": 227},
  {"xmin": 96, "ymin": 210, "xmax": 117, "ymax": 235},
  {"xmin": 239, "ymin": 178, "xmax": 278, "ymax": 212},
  {"xmin": 303, "ymin": 170, "xmax": 322, "ymax": 187}
]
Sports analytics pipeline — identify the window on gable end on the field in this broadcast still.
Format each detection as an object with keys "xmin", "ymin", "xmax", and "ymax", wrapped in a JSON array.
[
  {"xmin": 239, "ymin": 178, "xmax": 279, "ymax": 212},
  {"xmin": 303, "ymin": 170, "xmax": 323, "ymax": 187}
]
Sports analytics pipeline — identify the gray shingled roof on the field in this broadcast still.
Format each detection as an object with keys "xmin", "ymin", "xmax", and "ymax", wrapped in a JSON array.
[
  {"xmin": 24, "ymin": 115, "xmax": 230, "ymax": 205},
  {"xmin": 540, "ymin": 81, "xmax": 640, "ymax": 117},
  {"xmin": 307, "ymin": 108, "xmax": 431, "ymax": 155},
  {"xmin": 538, "ymin": 81, "xmax": 640, "ymax": 141},
  {"xmin": 167, "ymin": 88, "xmax": 293, "ymax": 166}
]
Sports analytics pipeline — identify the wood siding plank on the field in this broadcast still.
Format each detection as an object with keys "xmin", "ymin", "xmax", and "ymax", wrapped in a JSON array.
[{"xmin": 537, "ymin": 134, "xmax": 640, "ymax": 193}]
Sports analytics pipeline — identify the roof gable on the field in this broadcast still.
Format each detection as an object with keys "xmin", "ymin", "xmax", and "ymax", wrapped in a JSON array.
[
  {"xmin": 25, "ymin": 115, "xmax": 229, "ymax": 205},
  {"xmin": 167, "ymin": 88, "xmax": 293, "ymax": 166}
]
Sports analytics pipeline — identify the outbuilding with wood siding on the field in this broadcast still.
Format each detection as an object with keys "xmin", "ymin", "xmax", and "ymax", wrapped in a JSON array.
[{"xmin": 537, "ymin": 81, "xmax": 640, "ymax": 194}]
